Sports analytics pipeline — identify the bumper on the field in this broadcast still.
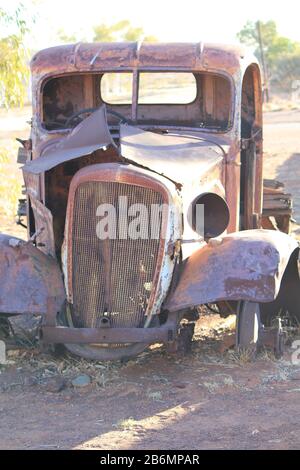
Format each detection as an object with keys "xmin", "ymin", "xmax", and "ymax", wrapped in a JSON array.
[{"xmin": 41, "ymin": 325, "xmax": 176, "ymax": 345}]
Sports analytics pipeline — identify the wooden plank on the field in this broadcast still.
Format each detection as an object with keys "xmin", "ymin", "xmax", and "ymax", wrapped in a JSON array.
[
  {"xmin": 264, "ymin": 186, "xmax": 286, "ymax": 195},
  {"xmin": 263, "ymin": 178, "xmax": 284, "ymax": 190},
  {"xmin": 263, "ymin": 209, "xmax": 292, "ymax": 216},
  {"xmin": 263, "ymin": 195, "xmax": 292, "ymax": 211}
]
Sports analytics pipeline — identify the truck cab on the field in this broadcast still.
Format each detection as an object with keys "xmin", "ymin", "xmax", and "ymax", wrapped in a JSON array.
[{"xmin": 1, "ymin": 42, "xmax": 299, "ymax": 360}]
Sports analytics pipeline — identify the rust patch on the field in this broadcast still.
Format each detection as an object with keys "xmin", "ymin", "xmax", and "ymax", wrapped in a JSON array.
[
  {"xmin": 0, "ymin": 234, "xmax": 65, "ymax": 316},
  {"xmin": 165, "ymin": 230, "xmax": 298, "ymax": 312}
]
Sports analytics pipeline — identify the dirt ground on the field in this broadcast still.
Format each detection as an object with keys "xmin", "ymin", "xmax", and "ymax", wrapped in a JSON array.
[
  {"xmin": 0, "ymin": 106, "xmax": 299, "ymax": 450},
  {"xmin": 0, "ymin": 320, "xmax": 300, "ymax": 450}
]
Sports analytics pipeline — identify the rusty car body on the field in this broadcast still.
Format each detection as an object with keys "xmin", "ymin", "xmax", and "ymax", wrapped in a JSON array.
[{"xmin": 1, "ymin": 42, "xmax": 299, "ymax": 360}]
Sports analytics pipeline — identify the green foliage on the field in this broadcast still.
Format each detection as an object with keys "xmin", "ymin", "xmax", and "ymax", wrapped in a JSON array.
[
  {"xmin": 0, "ymin": 4, "xmax": 30, "ymax": 108},
  {"xmin": 237, "ymin": 20, "xmax": 300, "ymax": 91},
  {"xmin": 123, "ymin": 26, "xmax": 144, "ymax": 42},
  {"xmin": 0, "ymin": 147, "xmax": 10, "ymax": 166},
  {"xmin": 273, "ymin": 53, "xmax": 300, "ymax": 90},
  {"xmin": 0, "ymin": 35, "xmax": 29, "ymax": 108},
  {"xmin": 93, "ymin": 20, "xmax": 157, "ymax": 43},
  {"xmin": 56, "ymin": 19, "xmax": 157, "ymax": 46},
  {"xmin": 237, "ymin": 20, "xmax": 277, "ymax": 49},
  {"xmin": 143, "ymin": 35, "xmax": 158, "ymax": 43},
  {"xmin": 0, "ymin": 145, "xmax": 21, "ymax": 217},
  {"xmin": 93, "ymin": 23, "xmax": 120, "ymax": 42},
  {"xmin": 237, "ymin": 20, "xmax": 298, "ymax": 67},
  {"xmin": 56, "ymin": 29, "xmax": 78, "ymax": 44},
  {"xmin": 56, "ymin": 26, "xmax": 88, "ymax": 44}
]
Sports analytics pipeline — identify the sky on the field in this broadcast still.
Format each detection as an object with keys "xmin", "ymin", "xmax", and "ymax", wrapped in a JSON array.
[{"xmin": 1, "ymin": 0, "xmax": 300, "ymax": 51}]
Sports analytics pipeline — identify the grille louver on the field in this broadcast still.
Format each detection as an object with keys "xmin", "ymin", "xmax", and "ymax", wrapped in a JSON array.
[{"xmin": 71, "ymin": 181, "xmax": 164, "ymax": 328}]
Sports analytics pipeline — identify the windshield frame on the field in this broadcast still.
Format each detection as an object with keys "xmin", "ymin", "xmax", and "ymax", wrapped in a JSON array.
[{"xmin": 38, "ymin": 68, "xmax": 235, "ymax": 135}]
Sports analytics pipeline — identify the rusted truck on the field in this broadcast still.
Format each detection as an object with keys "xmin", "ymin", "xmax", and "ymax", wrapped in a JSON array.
[{"xmin": 1, "ymin": 42, "xmax": 299, "ymax": 360}]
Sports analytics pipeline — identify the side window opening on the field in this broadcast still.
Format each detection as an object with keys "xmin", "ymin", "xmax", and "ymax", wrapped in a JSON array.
[{"xmin": 43, "ymin": 75, "xmax": 86, "ymax": 130}]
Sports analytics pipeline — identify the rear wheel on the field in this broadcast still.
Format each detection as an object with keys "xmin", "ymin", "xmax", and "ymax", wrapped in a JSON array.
[
  {"xmin": 236, "ymin": 301, "xmax": 262, "ymax": 353},
  {"xmin": 236, "ymin": 301, "xmax": 288, "ymax": 358}
]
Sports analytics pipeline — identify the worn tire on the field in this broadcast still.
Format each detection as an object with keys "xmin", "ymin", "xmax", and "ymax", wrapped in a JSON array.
[
  {"xmin": 176, "ymin": 322, "xmax": 195, "ymax": 355},
  {"xmin": 56, "ymin": 306, "xmax": 149, "ymax": 362},
  {"xmin": 236, "ymin": 301, "xmax": 261, "ymax": 352}
]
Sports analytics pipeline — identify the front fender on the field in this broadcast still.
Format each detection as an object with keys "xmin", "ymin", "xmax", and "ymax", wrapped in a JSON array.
[
  {"xmin": 165, "ymin": 230, "xmax": 299, "ymax": 312},
  {"xmin": 0, "ymin": 234, "xmax": 65, "ymax": 316}
]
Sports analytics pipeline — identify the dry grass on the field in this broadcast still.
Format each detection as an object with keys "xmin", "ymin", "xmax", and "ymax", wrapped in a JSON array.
[
  {"xmin": 228, "ymin": 348, "xmax": 255, "ymax": 365},
  {"xmin": 0, "ymin": 345, "xmax": 123, "ymax": 391},
  {"xmin": 115, "ymin": 417, "xmax": 138, "ymax": 430},
  {"xmin": 147, "ymin": 390, "xmax": 163, "ymax": 401},
  {"xmin": 0, "ymin": 105, "xmax": 30, "ymax": 235},
  {"xmin": 263, "ymin": 97, "xmax": 300, "ymax": 112},
  {"xmin": 0, "ymin": 144, "xmax": 22, "ymax": 218}
]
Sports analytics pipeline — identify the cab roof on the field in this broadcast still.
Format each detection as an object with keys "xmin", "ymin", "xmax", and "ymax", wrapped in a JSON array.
[{"xmin": 31, "ymin": 41, "xmax": 250, "ymax": 80}]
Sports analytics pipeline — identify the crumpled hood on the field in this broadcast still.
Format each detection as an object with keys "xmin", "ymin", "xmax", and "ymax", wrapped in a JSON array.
[
  {"xmin": 22, "ymin": 106, "xmax": 226, "ymax": 187},
  {"xmin": 23, "ymin": 106, "xmax": 113, "ymax": 175},
  {"xmin": 120, "ymin": 124, "xmax": 225, "ymax": 187}
]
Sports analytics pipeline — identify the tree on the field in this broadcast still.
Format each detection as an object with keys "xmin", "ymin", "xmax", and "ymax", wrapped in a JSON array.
[
  {"xmin": 273, "ymin": 52, "xmax": 300, "ymax": 91},
  {"xmin": 57, "ymin": 29, "xmax": 78, "ymax": 44},
  {"xmin": 237, "ymin": 20, "xmax": 300, "ymax": 93},
  {"xmin": 93, "ymin": 20, "xmax": 157, "ymax": 43},
  {"xmin": 237, "ymin": 20, "xmax": 298, "ymax": 72},
  {"xmin": 123, "ymin": 26, "xmax": 144, "ymax": 42},
  {"xmin": 0, "ymin": 4, "xmax": 30, "ymax": 107}
]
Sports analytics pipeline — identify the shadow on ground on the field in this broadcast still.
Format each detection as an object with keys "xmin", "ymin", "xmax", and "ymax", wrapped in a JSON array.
[{"xmin": 0, "ymin": 317, "xmax": 300, "ymax": 450}]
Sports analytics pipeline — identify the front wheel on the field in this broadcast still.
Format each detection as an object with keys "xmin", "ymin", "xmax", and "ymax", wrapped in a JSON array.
[{"xmin": 56, "ymin": 304, "xmax": 148, "ymax": 361}]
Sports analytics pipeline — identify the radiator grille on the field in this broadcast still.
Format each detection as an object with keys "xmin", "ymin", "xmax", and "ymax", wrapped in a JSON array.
[{"xmin": 71, "ymin": 181, "xmax": 164, "ymax": 328}]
